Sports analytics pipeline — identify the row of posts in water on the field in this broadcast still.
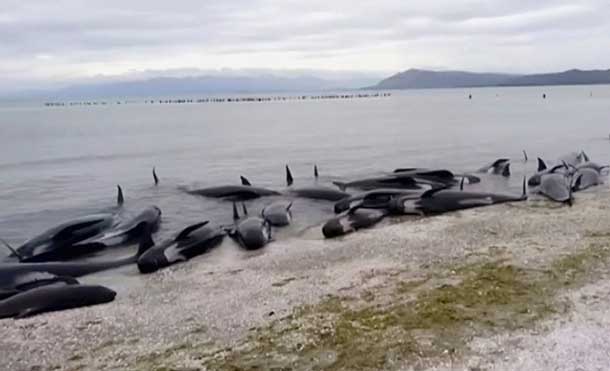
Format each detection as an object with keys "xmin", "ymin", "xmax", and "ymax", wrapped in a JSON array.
[{"xmin": 43, "ymin": 92, "xmax": 392, "ymax": 107}]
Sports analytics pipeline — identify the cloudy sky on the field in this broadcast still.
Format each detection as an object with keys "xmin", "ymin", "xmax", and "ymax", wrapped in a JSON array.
[{"xmin": 2, "ymin": 0, "xmax": 610, "ymax": 91}]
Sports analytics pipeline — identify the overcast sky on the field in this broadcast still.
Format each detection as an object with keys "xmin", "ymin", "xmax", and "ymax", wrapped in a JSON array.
[{"xmin": 2, "ymin": 0, "xmax": 610, "ymax": 90}]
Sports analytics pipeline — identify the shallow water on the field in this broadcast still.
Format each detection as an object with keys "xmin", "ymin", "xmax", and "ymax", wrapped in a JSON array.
[{"xmin": 1, "ymin": 85, "xmax": 609, "ymax": 273}]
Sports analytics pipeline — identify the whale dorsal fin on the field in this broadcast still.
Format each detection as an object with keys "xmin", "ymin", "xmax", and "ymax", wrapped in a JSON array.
[
  {"xmin": 242, "ymin": 203, "xmax": 248, "ymax": 216},
  {"xmin": 286, "ymin": 165, "xmax": 294, "ymax": 186},
  {"xmin": 523, "ymin": 150, "xmax": 528, "ymax": 162},
  {"xmin": 460, "ymin": 177, "xmax": 465, "ymax": 191},
  {"xmin": 537, "ymin": 158, "xmax": 547, "ymax": 171},
  {"xmin": 502, "ymin": 163, "xmax": 511, "ymax": 177},
  {"xmin": 314, "ymin": 165, "xmax": 319, "ymax": 179},
  {"xmin": 240, "ymin": 176, "xmax": 252, "ymax": 186},
  {"xmin": 232, "ymin": 202, "xmax": 239, "ymax": 220},
  {"xmin": 117, "ymin": 185, "xmax": 124, "ymax": 205},
  {"xmin": 571, "ymin": 174, "xmax": 583, "ymax": 193},
  {"xmin": 0, "ymin": 238, "xmax": 22, "ymax": 262},
  {"xmin": 492, "ymin": 158, "xmax": 510, "ymax": 168},
  {"xmin": 153, "ymin": 167, "xmax": 159, "ymax": 185},
  {"xmin": 176, "ymin": 221, "xmax": 209, "ymax": 241}
]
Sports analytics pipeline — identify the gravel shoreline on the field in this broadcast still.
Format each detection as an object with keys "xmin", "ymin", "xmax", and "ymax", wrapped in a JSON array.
[{"xmin": 2, "ymin": 189, "xmax": 610, "ymax": 371}]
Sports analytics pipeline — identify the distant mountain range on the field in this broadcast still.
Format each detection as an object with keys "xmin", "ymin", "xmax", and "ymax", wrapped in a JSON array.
[
  {"xmin": 8, "ymin": 68, "xmax": 610, "ymax": 102},
  {"xmin": 369, "ymin": 68, "xmax": 610, "ymax": 90}
]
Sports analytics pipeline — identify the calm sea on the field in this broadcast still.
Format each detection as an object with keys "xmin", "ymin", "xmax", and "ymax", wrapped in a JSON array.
[{"xmin": 1, "ymin": 85, "xmax": 609, "ymax": 261}]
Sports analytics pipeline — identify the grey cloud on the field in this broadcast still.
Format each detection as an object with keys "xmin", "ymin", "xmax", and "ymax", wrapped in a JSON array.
[{"xmin": 1, "ymin": 0, "xmax": 609, "ymax": 90}]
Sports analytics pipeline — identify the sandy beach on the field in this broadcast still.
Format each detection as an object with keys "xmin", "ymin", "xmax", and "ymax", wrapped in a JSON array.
[{"xmin": 3, "ymin": 188, "xmax": 610, "ymax": 371}]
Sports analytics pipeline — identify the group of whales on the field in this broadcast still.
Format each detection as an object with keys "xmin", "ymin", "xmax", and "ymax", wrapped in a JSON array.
[{"xmin": 0, "ymin": 150, "xmax": 606, "ymax": 319}]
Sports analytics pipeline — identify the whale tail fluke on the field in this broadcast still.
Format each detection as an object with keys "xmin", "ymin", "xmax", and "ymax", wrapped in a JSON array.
[
  {"xmin": 117, "ymin": 185, "xmax": 124, "ymax": 205},
  {"xmin": 240, "ymin": 176, "xmax": 252, "ymax": 186},
  {"xmin": 581, "ymin": 150, "xmax": 590, "ymax": 162},
  {"xmin": 286, "ymin": 165, "xmax": 294, "ymax": 186},
  {"xmin": 153, "ymin": 167, "xmax": 159, "ymax": 185},
  {"xmin": 0, "ymin": 238, "xmax": 22, "ymax": 262}
]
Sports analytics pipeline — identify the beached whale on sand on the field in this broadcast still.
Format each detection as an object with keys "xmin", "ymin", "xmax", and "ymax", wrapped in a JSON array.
[
  {"xmin": 0, "ymin": 273, "xmax": 78, "ymax": 300},
  {"xmin": 137, "ymin": 221, "xmax": 225, "ymax": 274},
  {"xmin": 572, "ymin": 168, "xmax": 602, "ymax": 191},
  {"xmin": 0, "ymin": 285, "xmax": 116, "ymax": 319},
  {"xmin": 322, "ymin": 208, "xmax": 387, "ymax": 238},
  {"xmin": 537, "ymin": 171, "xmax": 580, "ymax": 205},
  {"xmin": 0, "ymin": 229, "xmax": 154, "ymax": 290}
]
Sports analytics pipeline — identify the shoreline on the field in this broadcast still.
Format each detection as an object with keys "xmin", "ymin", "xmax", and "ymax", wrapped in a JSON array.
[{"xmin": 2, "ymin": 188, "xmax": 610, "ymax": 370}]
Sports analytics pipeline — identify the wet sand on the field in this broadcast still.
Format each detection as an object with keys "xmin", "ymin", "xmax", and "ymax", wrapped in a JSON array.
[{"xmin": 3, "ymin": 188, "xmax": 610, "ymax": 371}]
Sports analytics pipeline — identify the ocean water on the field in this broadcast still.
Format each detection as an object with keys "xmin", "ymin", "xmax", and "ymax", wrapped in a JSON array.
[{"xmin": 1, "ymin": 85, "xmax": 610, "ymax": 263}]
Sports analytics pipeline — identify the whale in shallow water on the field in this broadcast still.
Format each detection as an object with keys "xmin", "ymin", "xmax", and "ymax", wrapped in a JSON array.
[
  {"xmin": 333, "ymin": 173, "xmax": 421, "ymax": 191},
  {"xmin": 79, "ymin": 206, "xmax": 161, "ymax": 247},
  {"xmin": 528, "ymin": 159, "xmax": 570, "ymax": 187},
  {"xmin": 392, "ymin": 168, "xmax": 481, "ymax": 185},
  {"xmin": 322, "ymin": 209, "xmax": 387, "ymax": 238},
  {"xmin": 333, "ymin": 189, "xmax": 422, "ymax": 214},
  {"xmin": 576, "ymin": 161, "xmax": 608, "ymax": 173},
  {"xmin": 0, "ymin": 229, "xmax": 154, "ymax": 290},
  {"xmin": 262, "ymin": 202, "xmax": 293, "ymax": 227},
  {"xmin": 284, "ymin": 166, "xmax": 350, "ymax": 201},
  {"xmin": 137, "ymin": 221, "xmax": 225, "ymax": 274},
  {"xmin": 557, "ymin": 151, "xmax": 587, "ymax": 167},
  {"xmin": 10, "ymin": 206, "xmax": 162, "ymax": 263},
  {"xmin": 0, "ymin": 285, "xmax": 116, "ymax": 319},
  {"xmin": 389, "ymin": 178, "xmax": 527, "ymax": 215},
  {"xmin": 229, "ymin": 203, "xmax": 272, "ymax": 250},
  {"xmin": 186, "ymin": 185, "xmax": 280, "ymax": 201},
  {"xmin": 3, "ymin": 187, "xmax": 126, "ymax": 263},
  {"xmin": 477, "ymin": 159, "xmax": 510, "ymax": 177},
  {"xmin": 4, "ymin": 213, "xmax": 117, "ymax": 263}
]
